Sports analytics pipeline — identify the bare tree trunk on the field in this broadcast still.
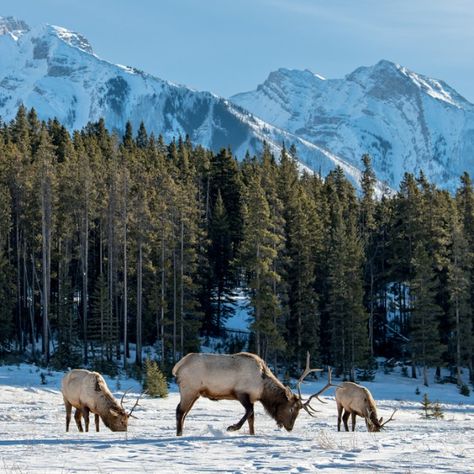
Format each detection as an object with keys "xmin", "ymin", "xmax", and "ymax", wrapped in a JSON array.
[
  {"xmin": 160, "ymin": 227, "xmax": 165, "ymax": 363},
  {"xmin": 15, "ymin": 219, "xmax": 21, "ymax": 351},
  {"xmin": 41, "ymin": 176, "xmax": 51, "ymax": 363},
  {"xmin": 180, "ymin": 218, "xmax": 184, "ymax": 357},
  {"xmin": 28, "ymin": 254, "xmax": 36, "ymax": 358},
  {"xmin": 108, "ymin": 185, "xmax": 115, "ymax": 362},
  {"xmin": 123, "ymin": 181, "xmax": 128, "ymax": 365},
  {"xmin": 256, "ymin": 243, "xmax": 261, "ymax": 357},
  {"xmin": 369, "ymin": 264, "xmax": 374, "ymax": 357},
  {"xmin": 173, "ymin": 248, "xmax": 177, "ymax": 363},
  {"xmin": 455, "ymin": 297, "xmax": 462, "ymax": 386},
  {"xmin": 136, "ymin": 239, "xmax": 143, "ymax": 367},
  {"xmin": 82, "ymin": 202, "xmax": 89, "ymax": 364}
]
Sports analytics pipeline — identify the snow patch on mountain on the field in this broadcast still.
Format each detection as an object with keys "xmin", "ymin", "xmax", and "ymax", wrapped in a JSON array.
[
  {"xmin": 232, "ymin": 60, "xmax": 474, "ymax": 191},
  {"xmin": 0, "ymin": 17, "xmax": 370, "ymax": 189}
]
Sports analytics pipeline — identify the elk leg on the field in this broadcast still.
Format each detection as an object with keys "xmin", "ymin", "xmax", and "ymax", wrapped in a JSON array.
[
  {"xmin": 176, "ymin": 395, "xmax": 199, "ymax": 436},
  {"xmin": 248, "ymin": 410, "xmax": 255, "ymax": 436},
  {"xmin": 351, "ymin": 412, "xmax": 357, "ymax": 432},
  {"xmin": 95, "ymin": 414, "xmax": 100, "ymax": 432},
  {"xmin": 64, "ymin": 400, "xmax": 72, "ymax": 432},
  {"xmin": 83, "ymin": 407, "xmax": 90, "ymax": 432},
  {"xmin": 342, "ymin": 411, "xmax": 350, "ymax": 432},
  {"xmin": 74, "ymin": 409, "xmax": 84, "ymax": 432},
  {"xmin": 227, "ymin": 393, "xmax": 254, "ymax": 434},
  {"xmin": 337, "ymin": 402, "xmax": 343, "ymax": 432}
]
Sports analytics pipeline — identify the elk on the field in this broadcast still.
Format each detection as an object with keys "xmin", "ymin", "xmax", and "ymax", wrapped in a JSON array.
[
  {"xmin": 172, "ymin": 351, "xmax": 334, "ymax": 436},
  {"xmin": 335, "ymin": 381, "xmax": 396, "ymax": 432},
  {"xmin": 61, "ymin": 369, "xmax": 142, "ymax": 432}
]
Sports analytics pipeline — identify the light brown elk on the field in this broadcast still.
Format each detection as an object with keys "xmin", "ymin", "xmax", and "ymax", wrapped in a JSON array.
[
  {"xmin": 61, "ymin": 369, "xmax": 142, "ymax": 432},
  {"xmin": 172, "ymin": 351, "xmax": 334, "ymax": 436},
  {"xmin": 335, "ymin": 381, "xmax": 396, "ymax": 432}
]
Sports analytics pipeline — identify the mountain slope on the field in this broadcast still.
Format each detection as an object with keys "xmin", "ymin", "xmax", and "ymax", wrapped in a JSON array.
[
  {"xmin": 231, "ymin": 61, "xmax": 474, "ymax": 190},
  {"xmin": 0, "ymin": 16, "xmax": 364, "ymax": 186}
]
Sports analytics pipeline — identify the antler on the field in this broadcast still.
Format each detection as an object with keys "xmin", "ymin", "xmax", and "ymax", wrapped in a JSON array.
[
  {"xmin": 120, "ymin": 388, "xmax": 132, "ymax": 408},
  {"xmin": 128, "ymin": 390, "xmax": 147, "ymax": 418},
  {"xmin": 296, "ymin": 352, "xmax": 336, "ymax": 417},
  {"xmin": 305, "ymin": 367, "xmax": 336, "ymax": 406},
  {"xmin": 296, "ymin": 352, "xmax": 323, "ymax": 400},
  {"xmin": 380, "ymin": 408, "xmax": 397, "ymax": 428}
]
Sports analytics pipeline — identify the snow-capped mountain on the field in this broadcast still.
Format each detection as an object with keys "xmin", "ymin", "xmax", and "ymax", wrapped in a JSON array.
[
  {"xmin": 231, "ymin": 61, "xmax": 474, "ymax": 190},
  {"xmin": 0, "ymin": 16, "xmax": 359, "ymax": 185}
]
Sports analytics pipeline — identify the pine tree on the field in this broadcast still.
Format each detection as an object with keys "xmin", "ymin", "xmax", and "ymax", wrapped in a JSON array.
[
  {"xmin": 240, "ymin": 172, "xmax": 284, "ymax": 359},
  {"xmin": 447, "ymin": 207, "xmax": 472, "ymax": 386},
  {"xmin": 143, "ymin": 358, "xmax": 168, "ymax": 398},
  {"xmin": 410, "ymin": 244, "xmax": 444, "ymax": 386}
]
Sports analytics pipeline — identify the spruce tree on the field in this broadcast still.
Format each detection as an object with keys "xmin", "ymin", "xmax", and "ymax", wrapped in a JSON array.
[{"xmin": 409, "ymin": 244, "xmax": 444, "ymax": 386}]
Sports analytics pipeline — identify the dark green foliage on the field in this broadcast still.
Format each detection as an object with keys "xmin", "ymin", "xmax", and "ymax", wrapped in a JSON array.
[
  {"xmin": 356, "ymin": 367, "xmax": 376, "ymax": 382},
  {"xmin": 459, "ymin": 383, "xmax": 470, "ymax": 397},
  {"xmin": 143, "ymin": 359, "xmax": 168, "ymax": 398},
  {"xmin": 0, "ymin": 106, "xmax": 473, "ymax": 380},
  {"xmin": 420, "ymin": 393, "xmax": 444, "ymax": 419}
]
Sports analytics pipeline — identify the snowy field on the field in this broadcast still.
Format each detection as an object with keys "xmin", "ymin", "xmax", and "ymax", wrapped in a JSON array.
[{"xmin": 0, "ymin": 364, "xmax": 473, "ymax": 473}]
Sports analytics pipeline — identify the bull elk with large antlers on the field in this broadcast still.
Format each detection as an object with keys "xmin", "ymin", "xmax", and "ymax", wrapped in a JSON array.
[
  {"xmin": 61, "ymin": 369, "xmax": 143, "ymax": 432},
  {"xmin": 335, "ymin": 381, "xmax": 396, "ymax": 432},
  {"xmin": 172, "ymin": 352, "xmax": 334, "ymax": 436}
]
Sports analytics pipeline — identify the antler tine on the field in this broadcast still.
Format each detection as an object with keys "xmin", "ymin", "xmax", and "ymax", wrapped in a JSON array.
[
  {"xmin": 302, "ymin": 404, "xmax": 318, "ymax": 417},
  {"xmin": 296, "ymin": 352, "xmax": 323, "ymax": 401},
  {"xmin": 304, "ymin": 367, "xmax": 337, "ymax": 406},
  {"xmin": 381, "ymin": 408, "xmax": 397, "ymax": 428},
  {"xmin": 120, "ymin": 387, "xmax": 132, "ymax": 408},
  {"xmin": 128, "ymin": 389, "xmax": 147, "ymax": 417}
]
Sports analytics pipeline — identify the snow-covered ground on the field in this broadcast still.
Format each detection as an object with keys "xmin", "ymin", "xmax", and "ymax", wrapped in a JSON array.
[{"xmin": 0, "ymin": 364, "xmax": 473, "ymax": 473}]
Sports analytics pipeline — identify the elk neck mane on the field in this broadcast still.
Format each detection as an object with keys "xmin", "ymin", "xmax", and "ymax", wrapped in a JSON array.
[
  {"xmin": 93, "ymin": 373, "xmax": 125, "ymax": 428},
  {"xmin": 364, "ymin": 388, "xmax": 379, "ymax": 424},
  {"xmin": 259, "ymin": 363, "xmax": 292, "ymax": 422}
]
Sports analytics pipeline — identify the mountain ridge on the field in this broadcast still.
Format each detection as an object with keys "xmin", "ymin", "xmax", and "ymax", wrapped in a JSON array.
[
  {"xmin": 1, "ymin": 16, "xmax": 472, "ymax": 191},
  {"xmin": 231, "ymin": 60, "xmax": 474, "ymax": 190},
  {"xmin": 0, "ymin": 16, "xmax": 369, "ymax": 188}
]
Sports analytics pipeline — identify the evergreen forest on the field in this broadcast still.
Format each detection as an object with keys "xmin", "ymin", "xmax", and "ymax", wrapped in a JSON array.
[{"xmin": 0, "ymin": 106, "xmax": 473, "ymax": 387}]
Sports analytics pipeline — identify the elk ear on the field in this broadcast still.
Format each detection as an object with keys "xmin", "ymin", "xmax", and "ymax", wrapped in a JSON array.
[
  {"xmin": 109, "ymin": 409, "xmax": 120, "ymax": 417},
  {"xmin": 284, "ymin": 386, "xmax": 293, "ymax": 400}
]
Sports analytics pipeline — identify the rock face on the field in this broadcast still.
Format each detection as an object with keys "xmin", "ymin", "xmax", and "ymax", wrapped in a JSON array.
[
  {"xmin": 0, "ymin": 16, "xmax": 356, "ymax": 185},
  {"xmin": 1, "ymin": 16, "xmax": 471, "ymax": 191},
  {"xmin": 231, "ymin": 61, "xmax": 474, "ymax": 191}
]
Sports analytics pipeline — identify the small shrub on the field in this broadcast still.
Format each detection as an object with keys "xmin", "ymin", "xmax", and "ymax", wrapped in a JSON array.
[
  {"xmin": 356, "ymin": 368, "xmax": 375, "ymax": 382},
  {"xmin": 459, "ymin": 383, "xmax": 470, "ymax": 397},
  {"xmin": 431, "ymin": 402, "xmax": 444, "ymax": 419},
  {"xmin": 40, "ymin": 372, "xmax": 47, "ymax": 385},
  {"xmin": 401, "ymin": 366, "xmax": 408, "ymax": 377},
  {"xmin": 143, "ymin": 359, "xmax": 168, "ymax": 398},
  {"xmin": 50, "ymin": 344, "xmax": 82, "ymax": 371},
  {"xmin": 415, "ymin": 387, "xmax": 420, "ymax": 395},
  {"xmin": 420, "ymin": 393, "xmax": 444, "ymax": 419}
]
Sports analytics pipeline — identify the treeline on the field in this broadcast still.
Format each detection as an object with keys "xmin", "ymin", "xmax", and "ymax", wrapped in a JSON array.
[{"xmin": 0, "ymin": 106, "xmax": 473, "ymax": 386}]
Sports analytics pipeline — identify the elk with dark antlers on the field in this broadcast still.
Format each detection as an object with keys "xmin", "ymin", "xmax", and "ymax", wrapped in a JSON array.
[
  {"xmin": 172, "ymin": 351, "xmax": 335, "ymax": 436},
  {"xmin": 61, "ymin": 369, "xmax": 144, "ymax": 432},
  {"xmin": 335, "ymin": 381, "xmax": 396, "ymax": 432}
]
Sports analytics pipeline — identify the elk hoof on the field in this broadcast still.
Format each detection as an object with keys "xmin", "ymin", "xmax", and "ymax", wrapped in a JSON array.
[{"xmin": 227, "ymin": 424, "xmax": 239, "ymax": 432}]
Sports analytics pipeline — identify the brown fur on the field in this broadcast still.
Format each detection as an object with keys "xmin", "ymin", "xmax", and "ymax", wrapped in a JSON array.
[
  {"xmin": 172, "ymin": 352, "xmax": 303, "ymax": 436},
  {"xmin": 61, "ymin": 369, "xmax": 130, "ymax": 432},
  {"xmin": 335, "ymin": 381, "xmax": 382, "ymax": 432}
]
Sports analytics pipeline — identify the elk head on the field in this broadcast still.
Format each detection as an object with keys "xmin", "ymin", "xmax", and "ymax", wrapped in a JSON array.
[
  {"xmin": 367, "ymin": 408, "xmax": 397, "ymax": 432},
  {"xmin": 107, "ymin": 389, "xmax": 146, "ymax": 432}
]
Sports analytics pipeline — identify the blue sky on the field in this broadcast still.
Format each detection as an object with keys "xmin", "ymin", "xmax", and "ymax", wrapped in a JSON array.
[{"xmin": 2, "ymin": 0, "xmax": 474, "ymax": 101}]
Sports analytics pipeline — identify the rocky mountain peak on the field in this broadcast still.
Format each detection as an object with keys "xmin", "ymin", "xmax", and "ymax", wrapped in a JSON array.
[{"xmin": 0, "ymin": 16, "xmax": 30, "ymax": 39}]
